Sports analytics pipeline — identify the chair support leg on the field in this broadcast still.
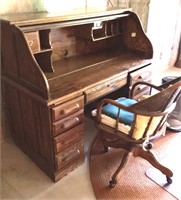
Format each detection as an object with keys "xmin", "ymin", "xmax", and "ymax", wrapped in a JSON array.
[
  {"xmin": 110, "ymin": 151, "xmax": 130, "ymax": 187},
  {"xmin": 132, "ymin": 146, "xmax": 173, "ymax": 183}
]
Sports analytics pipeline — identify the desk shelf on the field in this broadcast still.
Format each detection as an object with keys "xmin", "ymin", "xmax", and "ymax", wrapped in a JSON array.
[{"xmin": 76, "ymin": 17, "xmax": 125, "ymax": 41}]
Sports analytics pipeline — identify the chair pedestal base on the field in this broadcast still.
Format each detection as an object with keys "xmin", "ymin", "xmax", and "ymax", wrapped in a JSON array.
[
  {"xmin": 133, "ymin": 146, "xmax": 173, "ymax": 183},
  {"xmin": 109, "ymin": 151, "xmax": 130, "ymax": 187},
  {"xmin": 101, "ymin": 132, "xmax": 173, "ymax": 187}
]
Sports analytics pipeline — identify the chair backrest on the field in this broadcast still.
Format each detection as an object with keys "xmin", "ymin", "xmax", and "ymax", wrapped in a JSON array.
[
  {"xmin": 130, "ymin": 81, "xmax": 181, "ymax": 113},
  {"xmin": 129, "ymin": 81, "xmax": 181, "ymax": 140}
]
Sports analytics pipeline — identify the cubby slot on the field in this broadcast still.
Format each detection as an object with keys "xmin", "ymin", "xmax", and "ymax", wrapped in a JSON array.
[
  {"xmin": 91, "ymin": 22, "xmax": 106, "ymax": 41},
  {"xmin": 39, "ymin": 29, "xmax": 51, "ymax": 50},
  {"xmin": 106, "ymin": 18, "xmax": 124, "ymax": 36},
  {"xmin": 34, "ymin": 51, "xmax": 54, "ymax": 72},
  {"xmin": 76, "ymin": 17, "xmax": 124, "ymax": 41},
  {"xmin": 106, "ymin": 21, "xmax": 113, "ymax": 36},
  {"xmin": 112, "ymin": 19, "xmax": 120, "ymax": 35},
  {"xmin": 32, "ymin": 29, "xmax": 54, "ymax": 72}
]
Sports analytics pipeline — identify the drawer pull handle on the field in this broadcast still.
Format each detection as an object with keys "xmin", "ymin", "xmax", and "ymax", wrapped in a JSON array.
[
  {"xmin": 60, "ymin": 103, "xmax": 80, "ymax": 115},
  {"xmin": 62, "ymin": 149, "xmax": 80, "ymax": 162},
  {"xmin": 60, "ymin": 117, "xmax": 80, "ymax": 129},
  {"xmin": 28, "ymin": 40, "xmax": 33, "ymax": 47},
  {"xmin": 137, "ymin": 72, "xmax": 150, "ymax": 80},
  {"xmin": 136, "ymin": 85, "xmax": 145, "ymax": 90},
  {"xmin": 63, "ymin": 134, "xmax": 80, "ymax": 145}
]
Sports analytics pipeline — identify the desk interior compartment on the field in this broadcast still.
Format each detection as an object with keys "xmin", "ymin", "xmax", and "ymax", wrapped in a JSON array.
[
  {"xmin": 25, "ymin": 31, "xmax": 40, "ymax": 53},
  {"xmin": 75, "ymin": 17, "xmax": 125, "ymax": 41}
]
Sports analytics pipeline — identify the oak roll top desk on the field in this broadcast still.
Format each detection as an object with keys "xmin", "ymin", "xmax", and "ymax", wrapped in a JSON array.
[{"xmin": 1, "ymin": 8, "xmax": 153, "ymax": 182}]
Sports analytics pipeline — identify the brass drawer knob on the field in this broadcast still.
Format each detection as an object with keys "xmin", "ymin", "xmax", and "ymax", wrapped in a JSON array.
[{"xmin": 28, "ymin": 40, "xmax": 33, "ymax": 47}]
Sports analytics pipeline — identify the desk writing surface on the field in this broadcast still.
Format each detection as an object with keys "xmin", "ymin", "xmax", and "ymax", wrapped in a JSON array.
[
  {"xmin": 45, "ymin": 50, "xmax": 151, "ymax": 80},
  {"xmin": 45, "ymin": 50, "xmax": 151, "ymax": 100}
]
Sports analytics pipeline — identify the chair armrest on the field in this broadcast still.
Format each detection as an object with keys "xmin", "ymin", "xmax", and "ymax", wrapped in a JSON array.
[
  {"xmin": 130, "ymin": 77, "xmax": 181, "ymax": 99},
  {"xmin": 160, "ymin": 76, "xmax": 181, "ymax": 90}
]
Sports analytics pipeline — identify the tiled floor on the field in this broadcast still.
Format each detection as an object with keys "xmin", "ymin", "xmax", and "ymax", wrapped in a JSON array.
[
  {"xmin": 1, "ymin": 117, "xmax": 97, "ymax": 200},
  {"xmin": 1, "ymin": 66, "xmax": 181, "ymax": 200}
]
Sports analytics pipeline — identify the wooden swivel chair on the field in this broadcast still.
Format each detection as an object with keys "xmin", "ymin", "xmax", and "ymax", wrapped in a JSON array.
[{"xmin": 93, "ymin": 80, "xmax": 181, "ymax": 187}]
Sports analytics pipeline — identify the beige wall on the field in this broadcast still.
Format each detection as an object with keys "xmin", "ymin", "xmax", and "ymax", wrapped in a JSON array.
[
  {"xmin": 147, "ymin": 0, "xmax": 181, "ymax": 72},
  {"xmin": 0, "ymin": 0, "xmax": 108, "ymax": 14},
  {"xmin": 0, "ymin": 0, "xmax": 150, "ymax": 31},
  {"xmin": 0, "ymin": 0, "xmax": 45, "ymax": 14},
  {"xmin": 127, "ymin": 0, "xmax": 150, "ymax": 32}
]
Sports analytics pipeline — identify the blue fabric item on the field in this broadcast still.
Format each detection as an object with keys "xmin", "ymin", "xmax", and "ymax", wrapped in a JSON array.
[{"xmin": 102, "ymin": 97, "xmax": 137, "ymax": 126}]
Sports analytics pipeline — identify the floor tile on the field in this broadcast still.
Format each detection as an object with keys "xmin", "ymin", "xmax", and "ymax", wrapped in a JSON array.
[{"xmin": 1, "ymin": 178, "xmax": 23, "ymax": 199}]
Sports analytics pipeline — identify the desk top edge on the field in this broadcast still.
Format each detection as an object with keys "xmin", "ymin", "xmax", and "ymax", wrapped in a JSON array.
[{"xmin": 0, "ymin": 8, "xmax": 132, "ymax": 27}]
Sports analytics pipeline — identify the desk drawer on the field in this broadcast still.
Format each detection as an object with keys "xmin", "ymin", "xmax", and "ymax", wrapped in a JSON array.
[
  {"xmin": 54, "ymin": 123, "xmax": 83, "ymax": 154},
  {"xmin": 129, "ymin": 66, "xmax": 152, "ymax": 86},
  {"xmin": 55, "ymin": 140, "xmax": 84, "ymax": 171},
  {"xmin": 54, "ymin": 154, "xmax": 84, "ymax": 182},
  {"xmin": 25, "ymin": 31, "xmax": 40, "ymax": 53},
  {"xmin": 85, "ymin": 75, "xmax": 127, "ymax": 103},
  {"xmin": 52, "ymin": 109, "xmax": 83, "ymax": 136},
  {"xmin": 51, "ymin": 96, "xmax": 84, "ymax": 122},
  {"xmin": 129, "ymin": 66, "xmax": 152, "ymax": 100}
]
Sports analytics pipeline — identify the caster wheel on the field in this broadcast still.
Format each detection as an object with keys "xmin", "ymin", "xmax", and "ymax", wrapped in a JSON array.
[
  {"xmin": 166, "ymin": 176, "xmax": 172, "ymax": 184},
  {"xmin": 109, "ymin": 180, "xmax": 117, "ymax": 188},
  {"xmin": 104, "ymin": 146, "xmax": 110, "ymax": 153},
  {"xmin": 145, "ymin": 142, "xmax": 153, "ymax": 150}
]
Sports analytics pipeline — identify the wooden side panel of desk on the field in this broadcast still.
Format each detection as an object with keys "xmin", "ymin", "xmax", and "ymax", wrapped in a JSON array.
[
  {"xmin": 2, "ymin": 80, "xmax": 55, "ymax": 180},
  {"xmin": 1, "ymin": 21, "xmax": 50, "ymax": 99}
]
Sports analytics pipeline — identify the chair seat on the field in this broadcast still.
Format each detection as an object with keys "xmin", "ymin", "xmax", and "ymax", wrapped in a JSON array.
[
  {"xmin": 92, "ymin": 109, "xmax": 131, "ymax": 134},
  {"xmin": 92, "ymin": 97, "xmax": 136, "ymax": 136},
  {"xmin": 92, "ymin": 97, "xmax": 163, "ymax": 140},
  {"xmin": 102, "ymin": 97, "xmax": 137, "ymax": 126}
]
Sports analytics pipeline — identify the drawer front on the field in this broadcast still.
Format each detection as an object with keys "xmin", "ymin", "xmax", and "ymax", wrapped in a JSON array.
[
  {"xmin": 52, "ymin": 109, "xmax": 83, "ymax": 136},
  {"xmin": 129, "ymin": 66, "xmax": 152, "ymax": 100},
  {"xmin": 51, "ymin": 96, "xmax": 84, "ymax": 122},
  {"xmin": 54, "ymin": 155, "xmax": 84, "ymax": 182},
  {"xmin": 55, "ymin": 140, "xmax": 84, "ymax": 171},
  {"xmin": 131, "ymin": 87, "xmax": 151, "ymax": 100},
  {"xmin": 25, "ymin": 31, "xmax": 40, "ymax": 53},
  {"xmin": 85, "ymin": 75, "xmax": 127, "ymax": 103},
  {"xmin": 54, "ymin": 123, "xmax": 83, "ymax": 154},
  {"xmin": 129, "ymin": 66, "xmax": 152, "ymax": 86}
]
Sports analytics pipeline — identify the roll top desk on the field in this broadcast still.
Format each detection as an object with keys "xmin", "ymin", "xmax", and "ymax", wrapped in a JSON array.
[{"xmin": 1, "ymin": 8, "xmax": 153, "ymax": 182}]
